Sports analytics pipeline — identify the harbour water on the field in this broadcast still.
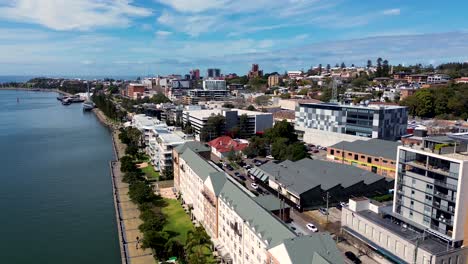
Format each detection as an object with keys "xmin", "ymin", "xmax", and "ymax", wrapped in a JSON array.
[{"xmin": 0, "ymin": 90, "xmax": 120, "ymax": 263}]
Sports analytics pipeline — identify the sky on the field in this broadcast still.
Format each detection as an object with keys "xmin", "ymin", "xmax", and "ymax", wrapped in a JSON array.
[{"xmin": 1, "ymin": 0, "xmax": 468, "ymax": 77}]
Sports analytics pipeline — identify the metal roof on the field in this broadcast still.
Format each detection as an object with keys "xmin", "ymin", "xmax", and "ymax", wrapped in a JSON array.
[
  {"xmin": 330, "ymin": 139, "xmax": 401, "ymax": 161},
  {"xmin": 258, "ymin": 159, "xmax": 390, "ymax": 196}
]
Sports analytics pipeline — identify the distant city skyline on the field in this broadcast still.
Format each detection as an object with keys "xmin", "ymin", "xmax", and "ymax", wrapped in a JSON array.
[{"xmin": 1, "ymin": 0, "xmax": 468, "ymax": 75}]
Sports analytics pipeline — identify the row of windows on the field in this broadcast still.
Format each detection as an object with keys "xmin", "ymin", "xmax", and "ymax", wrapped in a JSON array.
[{"xmin": 331, "ymin": 149, "xmax": 395, "ymax": 165}]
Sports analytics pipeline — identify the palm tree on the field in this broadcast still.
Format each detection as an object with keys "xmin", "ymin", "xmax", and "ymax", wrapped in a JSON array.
[{"xmin": 184, "ymin": 227, "xmax": 213, "ymax": 264}]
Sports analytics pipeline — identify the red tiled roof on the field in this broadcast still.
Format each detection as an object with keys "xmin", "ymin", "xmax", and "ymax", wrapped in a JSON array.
[{"xmin": 208, "ymin": 136, "xmax": 249, "ymax": 153}]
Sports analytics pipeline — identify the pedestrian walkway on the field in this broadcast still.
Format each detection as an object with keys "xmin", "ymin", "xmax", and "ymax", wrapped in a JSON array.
[{"xmin": 113, "ymin": 161, "xmax": 156, "ymax": 264}]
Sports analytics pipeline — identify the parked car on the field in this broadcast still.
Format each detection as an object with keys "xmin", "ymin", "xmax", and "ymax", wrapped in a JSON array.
[
  {"xmin": 290, "ymin": 226, "xmax": 297, "ymax": 231},
  {"xmin": 345, "ymin": 251, "xmax": 361, "ymax": 264},
  {"xmin": 243, "ymin": 164, "xmax": 252, "ymax": 170},
  {"xmin": 266, "ymin": 155, "xmax": 274, "ymax": 159},
  {"xmin": 319, "ymin": 208, "xmax": 328, "ymax": 215},
  {"xmin": 312, "ymin": 150, "xmax": 319, "ymax": 153},
  {"xmin": 251, "ymin": 183, "xmax": 259, "ymax": 189},
  {"xmin": 340, "ymin": 202, "xmax": 348, "ymax": 208},
  {"xmin": 238, "ymin": 161, "xmax": 246, "ymax": 167},
  {"xmin": 234, "ymin": 172, "xmax": 240, "ymax": 177},
  {"xmin": 306, "ymin": 223, "xmax": 318, "ymax": 232},
  {"xmin": 226, "ymin": 165, "xmax": 234, "ymax": 171},
  {"xmin": 238, "ymin": 175, "xmax": 247, "ymax": 181}
]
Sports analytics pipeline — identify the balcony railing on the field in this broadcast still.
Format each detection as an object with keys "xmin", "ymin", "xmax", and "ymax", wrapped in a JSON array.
[
  {"xmin": 431, "ymin": 213, "xmax": 454, "ymax": 226},
  {"xmin": 433, "ymin": 192, "xmax": 456, "ymax": 202},
  {"xmin": 434, "ymin": 180, "xmax": 457, "ymax": 191}
]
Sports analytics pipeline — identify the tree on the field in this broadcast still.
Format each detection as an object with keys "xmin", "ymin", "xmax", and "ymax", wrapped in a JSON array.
[
  {"xmin": 129, "ymin": 181, "xmax": 156, "ymax": 204},
  {"xmin": 298, "ymin": 88, "xmax": 309, "ymax": 95},
  {"xmin": 326, "ymin": 64, "xmax": 331, "ymax": 72},
  {"xmin": 184, "ymin": 121, "xmax": 194, "ymax": 134},
  {"xmin": 125, "ymin": 145, "xmax": 139, "ymax": 157},
  {"xmin": 139, "ymin": 210, "xmax": 166, "ymax": 233},
  {"xmin": 382, "ymin": 59, "xmax": 390, "ymax": 77},
  {"xmin": 376, "ymin": 57, "xmax": 383, "ymax": 77},
  {"xmin": 367, "ymin": 60, "xmax": 372, "ymax": 68},
  {"xmin": 200, "ymin": 115, "xmax": 226, "ymax": 142},
  {"xmin": 141, "ymin": 230, "xmax": 169, "ymax": 258},
  {"xmin": 254, "ymin": 95, "xmax": 270, "ymax": 106},
  {"xmin": 340, "ymin": 62, "xmax": 346, "ymax": 69},
  {"xmin": 184, "ymin": 226, "xmax": 214, "ymax": 264},
  {"xmin": 280, "ymin": 93, "xmax": 291, "ymax": 99},
  {"xmin": 351, "ymin": 77, "xmax": 369, "ymax": 87},
  {"xmin": 246, "ymin": 105, "xmax": 256, "ymax": 111},
  {"xmin": 222, "ymin": 102, "xmax": 235, "ymax": 108},
  {"xmin": 150, "ymin": 93, "xmax": 171, "ymax": 104},
  {"xmin": 164, "ymin": 239, "xmax": 185, "ymax": 259},
  {"xmin": 318, "ymin": 64, "xmax": 322, "ymax": 75},
  {"xmin": 264, "ymin": 120, "xmax": 298, "ymax": 143},
  {"xmin": 161, "ymin": 167, "xmax": 174, "ymax": 180}
]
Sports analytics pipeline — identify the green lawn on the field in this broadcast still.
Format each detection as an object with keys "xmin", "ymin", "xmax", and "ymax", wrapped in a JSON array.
[
  {"xmin": 161, "ymin": 199, "xmax": 194, "ymax": 243},
  {"xmin": 141, "ymin": 165, "xmax": 160, "ymax": 181}
]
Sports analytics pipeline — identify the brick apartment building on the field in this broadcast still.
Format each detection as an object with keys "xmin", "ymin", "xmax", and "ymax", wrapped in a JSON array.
[{"xmin": 122, "ymin": 83, "xmax": 145, "ymax": 98}]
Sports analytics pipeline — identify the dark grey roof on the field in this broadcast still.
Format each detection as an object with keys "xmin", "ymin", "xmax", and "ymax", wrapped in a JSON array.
[
  {"xmin": 258, "ymin": 159, "xmax": 390, "ymax": 196},
  {"xmin": 280, "ymin": 234, "xmax": 344, "ymax": 264},
  {"xmin": 330, "ymin": 139, "xmax": 400, "ymax": 161},
  {"xmin": 175, "ymin": 141, "xmax": 210, "ymax": 154},
  {"xmin": 252, "ymin": 194, "xmax": 290, "ymax": 211},
  {"xmin": 219, "ymin": 179, "xmax": 296, "ymax": 247},
  {"xmin": 424, "ymin": 136, "xmax": 453, "ymax": 144}
]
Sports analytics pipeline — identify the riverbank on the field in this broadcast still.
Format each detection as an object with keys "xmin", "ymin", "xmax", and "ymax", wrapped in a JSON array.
[
  {"xmin": 94, "ymin": 108, "xmax": 156, "ymax": 264},
  {"xmin": 0, "ymin": 87, "xmax": 72, "ymax": 96}
]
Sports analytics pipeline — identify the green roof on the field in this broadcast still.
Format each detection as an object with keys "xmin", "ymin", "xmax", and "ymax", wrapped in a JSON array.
[
  {"xmin": 175, "ymin": 141, "xmax": 210, "ymax": 154},
  {"xmin": 219, "ymin": 180, "xmax": 296, "ymax": 247},
  {"xmin": 252, "ymin": 194, "xmax": 290, "ymax": 211},
  {"xmin": 180, "ymin": 148, "xmax": 217, "ymax": 181},
  {"xmin": 208, "ymin": 172, "xmax": 227, "ymax": 196},
  {"xmin": 281, "ymin": 234, "xmax": 344, "ymax": 264}
]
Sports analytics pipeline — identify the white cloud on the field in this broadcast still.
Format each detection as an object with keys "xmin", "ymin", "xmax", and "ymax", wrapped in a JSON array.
[
  {"xmin": 383, "ymin": 8, "xmax": 401, "ymax": 16},
  {"xmin": 155, "ymin": 30, "xmax": 172, "ymax": 37},
  {"xmin": 157, "ymin": 10, "xmax": 220, "ymax": 36},
  {"xmin": 156, "ymin": 0, "xmax": 227, "ymax": 13},
  {"xmin": 0, "ymin": 0, "xmax": 152, "ymax": 31}
]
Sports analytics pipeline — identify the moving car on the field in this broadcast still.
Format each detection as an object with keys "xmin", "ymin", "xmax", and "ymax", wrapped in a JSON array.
[
  {"xmin": 306, "ymin": 223, "xmax": 318, "ymax": 232},
  {"xmin": 251, "ymin": 183, "xmax": 258, "ymax": 189},
  {"xmin": 345, "ymin": 251, "xmax": 361, "ymax": 264},
  {"xmin": 319, "ymin": 208, "xmax": 328, "ymax": 215}
]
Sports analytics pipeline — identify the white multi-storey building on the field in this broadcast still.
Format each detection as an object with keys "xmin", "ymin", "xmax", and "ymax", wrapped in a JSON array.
[
  {"xmin": 147, "ymin": 127, "xmax": 187, "ymax": 172},
  {"xmin": 173, "ymin": 142, "xmax": 344, "ymax": 264},
  {"xmin": 342, "ymin": 135, "xmax": 468, "ymax": 264}
]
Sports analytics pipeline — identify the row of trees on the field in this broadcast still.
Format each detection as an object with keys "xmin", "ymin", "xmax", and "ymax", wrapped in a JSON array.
[
  {"xmin": 120, "ymin": 143, "xmax": 214, "ymax": 263},
  {"xmin": 93, "ymin": 93, "xmax": 127, "ymax": 121},
  {"xmin": 243, "ymin": 120, "xmax": 308, "ymax": 161},
  {"xmin": 400, "ymin": 83, "xmax": 468, "ymax": 119}
]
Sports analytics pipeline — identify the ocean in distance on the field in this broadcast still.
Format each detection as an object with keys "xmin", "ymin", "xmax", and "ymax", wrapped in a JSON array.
[
  {"xmin": 0, "ymin": 75, "xmax": 141, "ymax": 83},
  {"xmin": 0, "ymin": 90, "xmax": 120, "ymax": 263}
]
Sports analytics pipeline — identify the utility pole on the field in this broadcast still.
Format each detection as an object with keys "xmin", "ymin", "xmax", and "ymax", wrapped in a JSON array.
[{"xmin": 325, "ymin": 192, "xmax": 330, "ymax": 224}]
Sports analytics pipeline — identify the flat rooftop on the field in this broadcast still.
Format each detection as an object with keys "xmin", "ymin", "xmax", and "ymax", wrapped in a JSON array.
[
  {"xmin": 299, "ymin": 102, "xmax": 407, "ymax": 110},
  {"xmin": 353, "ymin": 209, "xmax": 455, "ymax": 254},
  {"xmin": 183, "ymin": 108, "xmax": 271, "ymax": 119}
]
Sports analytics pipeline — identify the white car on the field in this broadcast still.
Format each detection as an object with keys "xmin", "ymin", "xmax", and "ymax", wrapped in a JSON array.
[
  {"xmin": 306, "ymin": 223, "xmax": 318, "ymax": 232},
  {"xmin": 251, "ymin": 183, "xmax": 258, "ymax": 189}
]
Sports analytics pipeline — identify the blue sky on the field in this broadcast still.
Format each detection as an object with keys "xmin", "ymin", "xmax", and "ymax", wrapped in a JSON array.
[{"xmin": 1, "ymin": 0, "xmax": 468, "ymax": 76}]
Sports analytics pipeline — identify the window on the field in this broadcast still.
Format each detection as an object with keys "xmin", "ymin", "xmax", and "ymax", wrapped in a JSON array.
[
  {"xmin": 375, "ymin": 158, "xmax": 379, "ymax": 162},
  {"xmin": 383, "ymin": 160, "xmax": 388, "ymax": 163},
  {"xmin": 330, "ymin": 149, "xmax": 334, "ymax": 155},
  {"xmin": 361, "ymin": 155, "xmax": 365, "ymax": 159},
  {"xmin": 367, "ymin": 157, "xmax": 372, "ymax": 163},
  {"xmin": 354, "ymin": 154, "xmax": 358, "ymax": 160},
  {"xmin": 348, "ymin": 153, "xmax": 352, "ymax": 156}
]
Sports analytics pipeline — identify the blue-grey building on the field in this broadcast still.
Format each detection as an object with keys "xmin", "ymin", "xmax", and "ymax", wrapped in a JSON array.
[{"xmin": 295, "ymin": 103, "xmax": 408, "ymax": 140}]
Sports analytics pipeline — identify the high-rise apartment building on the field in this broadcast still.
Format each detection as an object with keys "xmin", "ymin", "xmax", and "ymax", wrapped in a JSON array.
[
  {"xmin": 207, "ymin": 68, "xmax": 221, "ymax": 78},
  {"xmin": 268, "ymin": 74, "xmax": 279, "ymax": 87},
  {"xmin": 190, "ymin": 69, "xmax": 200, "ymax": 80},
  {"xmin": 395, "ymin": 136, "xmax": 468, "ymax": 246}
]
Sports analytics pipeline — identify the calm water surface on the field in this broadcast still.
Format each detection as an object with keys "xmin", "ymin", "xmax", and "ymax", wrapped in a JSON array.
[{"xmin": 0, "ymin": 90, "xmax": 120, "ymax": 263}]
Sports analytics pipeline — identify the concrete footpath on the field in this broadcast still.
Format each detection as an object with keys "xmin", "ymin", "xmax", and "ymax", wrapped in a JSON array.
[{"xmin": 112, "ymin": 161, "xmax": 155, "ymax": 264}]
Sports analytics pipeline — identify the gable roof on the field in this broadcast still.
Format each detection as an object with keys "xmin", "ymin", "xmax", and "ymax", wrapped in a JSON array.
[
  {"xmin": 257, "ymin": 159, "xmax": 390, "ymax": 196},
  {"xmin": 207, "ymin": 172, "xmax": 227, "ymax": 196},
  {"xmin": 280, "ymin": 234, "xmax": 344, "ymax": 264},
  {"xmin": 330, "ymin": 139, "xmax": 400, "ymax": 161},
  {"xmin": 180, "ymin": 148, "xmax": 217, "ymax": 181},
  {"xmin": 219, "ymin": 179, "xmax": 296, "ymax": 247},
  {"xmin": 208, "ymin": 136, "xmax": 248, "ymax": 153}
]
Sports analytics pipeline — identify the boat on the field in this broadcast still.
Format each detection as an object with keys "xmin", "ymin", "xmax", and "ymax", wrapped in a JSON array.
[
  {"xmin": 82, "ymin": 100, "xmax": 95, "ymax": 111},
  {"xmin": 82, "ymin": 81, "xmax": 95, "ymax": 111},
  {"xmin": 62, "ymin": 98, "xmax": 72, "ymax": 105}
]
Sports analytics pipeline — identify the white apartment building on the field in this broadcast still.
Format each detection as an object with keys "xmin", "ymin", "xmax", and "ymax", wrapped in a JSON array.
[
  {"xmin": 428, "ymin": 74, "xmax": 451, "ymax": 84},
  {"xmin": 147, "ymin": 127, "xmax": 187, "ymax": 172},
  {"xmin": 130, "ymin": 114, "xmax": 163, "ymax": 146},
  {"xmin": 182, "ymin": 108, "xmax": 273, "ymax": 141},
  {"xmin": 203, "ymin": 79, "xmax": 227, "ymax": 90},
  {"xmin": 174, "ymin": 142, "xmax": 343, "ymax": 264}
]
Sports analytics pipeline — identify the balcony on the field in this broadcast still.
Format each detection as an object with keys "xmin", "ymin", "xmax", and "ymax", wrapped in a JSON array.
[
  {"xmin": 434, "ymin": 180, "xmax": 457, "ymax": 191},
  {"xmin": 433, "ymin": 192, "xmax": 456, "ymax": 202},
  {"xmin": 431, "ymin": 213, "xmax": 453, "ymax": 226}
]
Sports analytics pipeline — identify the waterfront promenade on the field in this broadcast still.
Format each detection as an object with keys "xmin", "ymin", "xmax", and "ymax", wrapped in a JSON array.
[{"xmin": 96, "ymin": 108, "xmax": 156, "ymax": 264}]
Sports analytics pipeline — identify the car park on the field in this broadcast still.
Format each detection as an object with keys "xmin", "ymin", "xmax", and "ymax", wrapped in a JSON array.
[
  {"xmin": 306, "ymin": 223, "xmax": 318, "ymax": 232},
  {"xmin": 344, "ymin": 251, "xmax": 361, "ymax": 264}
]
